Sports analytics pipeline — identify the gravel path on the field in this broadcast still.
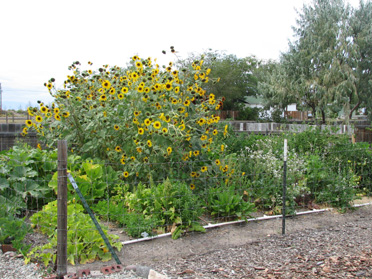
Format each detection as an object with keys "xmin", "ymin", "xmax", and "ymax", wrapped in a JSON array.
[
  {"xmin": 152, "ymin": 205, "xmax": 372, "ymax": 278},
  {"xmin": 1, "ymin": 205, "xmax": 371, "ymax": 279}
]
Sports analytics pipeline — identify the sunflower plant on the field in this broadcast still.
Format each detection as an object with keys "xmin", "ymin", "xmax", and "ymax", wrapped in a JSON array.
[{"xmin": 26, "ymin": 50, "xmax": 226, "ymax": 188}]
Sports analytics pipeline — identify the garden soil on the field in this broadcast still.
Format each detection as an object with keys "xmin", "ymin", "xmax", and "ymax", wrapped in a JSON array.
[{"xmin": 60, "ymin": 198, "xmax": 372, "ymax": 278}]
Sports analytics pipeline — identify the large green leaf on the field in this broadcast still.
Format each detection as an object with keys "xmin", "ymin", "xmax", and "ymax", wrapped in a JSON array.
[{"xmin": 0, "ymin": 177, "xmax": 9, "ymax": 190}]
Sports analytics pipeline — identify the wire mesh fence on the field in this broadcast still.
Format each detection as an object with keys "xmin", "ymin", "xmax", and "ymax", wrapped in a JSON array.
[{"xmin": 1, "ymin": 135, "xmax": 371, "ymax": 276}]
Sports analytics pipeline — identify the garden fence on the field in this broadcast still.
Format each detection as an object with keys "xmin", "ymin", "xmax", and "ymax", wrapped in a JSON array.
[{"xmin": 1, "ymin": 139, "xmax": 371, "ymax": 278}]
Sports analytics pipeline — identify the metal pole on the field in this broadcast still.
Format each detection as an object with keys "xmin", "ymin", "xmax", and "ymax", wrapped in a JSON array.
[
  {"xmin": 0, "ymin": 83, "xmax": 2, "ymax": 113},
  {"xmin": 282, "ymin": 139, "xmax": 287, "ymax": 235},
  {"xmin": 57, "ymin": 140, "xmax": 68, "ymax": 278},
  {"xmin": 67, "ymin": 173, "xmax": 122, "ymax": 265}
]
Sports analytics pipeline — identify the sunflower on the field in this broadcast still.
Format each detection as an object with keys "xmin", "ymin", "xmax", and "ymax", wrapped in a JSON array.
[
  {"xmin": 137, "ymin": 86, "xmax": 144, "ymax": 93},
  {"xmin": 123, "ymin": 171, "xmax": 129, "ymax": 178},
  {"xmin": 153, "ymin": 121, "xmax": 161, "ymax": 129},
  {"xmin": 109, "ymin": 87, "xmax": 116, "ymax": 95},
  {"xmin": 54, "ymin": 107, "xmax": 60, "ymax": 114},
  {"xmin": 55, "ymin": 114, "xmax": 61, "ymax": 121},
  {"xmin": 135, "ymin": 61, "xmax": 142, "ymax": 68},
  {"xmin": 99, "ymin": 95, "xmax": 107, "ymax": 101},
  {"xmin": 193, "ymin": 150, "xmax": 200, "ymax": 156},
  {"xmin": 132, "ymin": 55, "xmax": 139, "ymax": 61},
  {"xmin": 200, "ymin": 135, "xmax": 207, "ymax": 141},
  {"xmin": 121, "ymin": 87, "xmax": 129, "ymax": 94},
  {"xmin": 222, "ymin": 165, "xmax": 229, "ymax": 172},
  {"xmin": 201, "ymin": 166, "xmax": 208, "ymax": 173},
  {"xmin": 184, "ymin": 100, "xmax": 190, "ymax": 106},
  {"xmin": 22, "ymin": 127, "xmax": 28, "ymax": 134},
  {"xmin": 165, "ymin": 82, "xmax": 172, "ymax": 91},
  {"xmin": 102, "ymin": 80, "xmax": 111, "ymax": 89},
  {"xmin": 221, "ymin": 145, "xmax": 225, "ymax": 152},
  {"xmin": 162, "ymin": 127, "xmax": 168, "ymax": 133},
  {"xmin": 136, "ymin": 147, "xmax": 142, "ymax": 153},
  {"xmin": 179, "ymin": 124, "xmax": 185, "ymax": 131},
  {"xmin": 190, "ymin": 184, "xmax": 195, "ymax": 190},
  {"xmin": 131, "ymin": 72, "xmax": 139, "ymax": 80},
  {"xmin": 213, "ymin": 129, "xmax": 218, "ymax": 135},
  {"xmin": 134, "ymin": 111, "xmax": 140, "ymax": 117},
  {"xmin": 144, "ymin": 118, "xmax": 151, "ymax": 126},
  {"xmin": 40, "ymin": 106, "xmax": 47, "ymax": 114},
  {"xmin": 118, "ymin": 93, "xmax": 124, "ymax": 99},
  {"xmin": 138, "ymin": 128, "xmax": 144, "ymax": 135},
  {"xmin": 114, "ymin": 125, "xmax": 119, "ymax": 131},
  {"xmin": 35, "ymin": 116, "xmax": 43, "ymax": 123},
  {"xmin": 167, "ymin": 147, "xmax": 172, "ymax": 155},
  {"xmin": 120, "ymin": 158, "xmax": 126, "ymax": 165},
  {"xmin": 198, "ymin": 118, "xmax": 206, "ymax": 125},
  {"xmin": 115, "ymin": 146, "xmax": 122, "ymax": 152},
  {"xmin": 215, "ymin": 159, "xmax": 221, "ymax": 165},
  {"xmin": 25, "ymin": 120, "xmax": 33, "ymax": 127},
  {"xmin": 190, "ymin": 172, "xmax": 197, "ymax": 177},
  {"xmin": 47, "ymin": 83, "xmax": 53, "ymax": 90},
  {"xmin": 147, "ymin": 140, "xmax": 152, "ymax": 147}
]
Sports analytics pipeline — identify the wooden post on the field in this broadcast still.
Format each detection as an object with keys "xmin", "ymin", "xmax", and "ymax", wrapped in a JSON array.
[{"xmin": 57, "ymin": 140, "xmax": 68, "ymax": 278}]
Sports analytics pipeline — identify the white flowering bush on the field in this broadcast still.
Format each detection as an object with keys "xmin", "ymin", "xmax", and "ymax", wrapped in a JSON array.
[{"xmin": 239, "ymin": 138, "xmax": 308, "ymax": 212}]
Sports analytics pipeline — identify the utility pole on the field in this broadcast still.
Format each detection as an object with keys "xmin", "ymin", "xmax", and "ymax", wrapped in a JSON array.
[{"xmin": 0, "ymin": 83, "xmax": 2, "ymax": 113}]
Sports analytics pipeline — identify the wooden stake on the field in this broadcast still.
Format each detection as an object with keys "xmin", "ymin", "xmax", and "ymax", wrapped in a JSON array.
[{"xmin": 57, "ymin": 140, "xmax": 68, "ymax": 278}]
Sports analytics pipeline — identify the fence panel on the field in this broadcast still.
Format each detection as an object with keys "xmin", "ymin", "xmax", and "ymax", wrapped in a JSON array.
[{"xmin": 1, "ymin": 138, "xmax": 371, "ymax": 277}]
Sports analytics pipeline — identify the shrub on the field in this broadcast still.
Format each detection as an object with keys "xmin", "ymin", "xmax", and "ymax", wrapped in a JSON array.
[{"xmin": 25, "ymin": 53, "xmax": 225, "ymax": 191}]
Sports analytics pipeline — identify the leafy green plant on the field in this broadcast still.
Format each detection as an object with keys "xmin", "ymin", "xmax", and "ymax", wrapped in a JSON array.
[
  {"xmin": 0, "ymin": 204, "xmax": 32, "ymax": 255},
  {"xmin": 122, "ymin": 179, "xmax": 205, "ymax": 239},
  {"xmin": 0, "ymin": 144, "xmax": 57, "ymax": 214},
  {"xmin": 26, "ymin": 200, "xmax": 122, "ymax": 266},
  {"xmin": 49, "ymin": 159, "xmax": 121, "ymax": 204},
  {"xmin": 207, "ymin": 185, "xmax": 255, "ymax": 220},
  {"xmin": 304, "ymin": 154, "xmax": 357, "ymax": 208}
]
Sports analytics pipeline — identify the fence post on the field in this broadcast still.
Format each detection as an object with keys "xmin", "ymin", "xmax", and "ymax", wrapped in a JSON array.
[
  {"xmin": 57, "ymin": 140, "xmax": 68, "ymax": 278},
  {"xmin": 282, "ymin": 139, "xmax": 287, "ymax": 235}
]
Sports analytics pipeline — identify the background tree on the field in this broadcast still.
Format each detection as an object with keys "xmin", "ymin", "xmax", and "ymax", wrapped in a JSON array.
[
  {"xmin": 178, "ymin": 50, "xmax": 261, "ymax": 111},
  {"xmin": 259, "ymin": 0, "xmax": 372, "ymax": 124},
  {"xmin": 349, "ymin": 1, "xmax": 372, "ymax": 120}
]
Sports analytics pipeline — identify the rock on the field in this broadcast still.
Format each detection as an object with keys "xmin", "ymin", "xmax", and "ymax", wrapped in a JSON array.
[
  {"xmin": 125, "ymin": 265, "xmax": 137, "ymax": 271},
  {"xmin": 135, "ymin": 265, "xmax": 151, "ymax": 278},
  {"xmin": 4, "ymin": 251, "xmax": 17, "ymax": 258},
  {"xmin": 355, "ymin": 270, "xmax": 366, "ymax": 277},
  {"xmin": 148, "ymin": 269, "xmax": 168, "ymax": 279}
]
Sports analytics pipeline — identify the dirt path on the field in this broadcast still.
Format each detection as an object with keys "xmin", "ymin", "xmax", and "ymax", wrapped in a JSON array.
[{"xmin": 66, "ymin": 202, "xmax": 372, "ymax": 278}]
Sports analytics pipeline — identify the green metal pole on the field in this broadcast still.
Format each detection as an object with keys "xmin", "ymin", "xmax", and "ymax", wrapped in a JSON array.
[{"xmin": 67, "ymin": 172, "xmax": 122, "ymax": 265}]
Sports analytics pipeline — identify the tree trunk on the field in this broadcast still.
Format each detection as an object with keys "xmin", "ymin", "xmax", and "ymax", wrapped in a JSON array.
[
  {"xmin": 349, "ymin": 101, "xmax": 361, "ymax": 120},
  {"xmin": 321, "ymin": 110, "xmax": 326, "ymax": 124}
]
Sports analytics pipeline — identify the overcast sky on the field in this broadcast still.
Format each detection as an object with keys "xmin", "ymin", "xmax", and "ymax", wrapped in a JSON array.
[{"xmin": 0, "ymin": 0, "xmax": 361, "ymax": 110}]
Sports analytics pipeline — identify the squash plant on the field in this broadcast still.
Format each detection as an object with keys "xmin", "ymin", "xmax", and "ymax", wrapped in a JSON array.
[{"xmin": 26, "ymin": 200, "xmax": 122, "ymax": 266}]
